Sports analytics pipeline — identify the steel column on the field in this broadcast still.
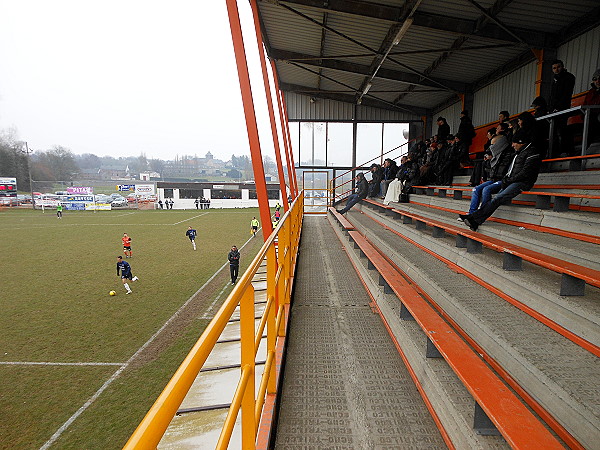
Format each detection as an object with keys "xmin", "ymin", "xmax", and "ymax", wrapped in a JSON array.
[
  {"xmin": 279, "ymin": 89, "xmax": 299, "ymax": 196},
  {"xmin": 249, "ymin": 0, "xmax": 289, "ymax": 213},
  {"xmin": 226, "ymin": 0, "xmax": 273, "ymax": 239}
]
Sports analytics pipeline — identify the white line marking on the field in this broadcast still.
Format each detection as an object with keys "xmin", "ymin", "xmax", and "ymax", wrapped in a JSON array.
[
  {"xmin": 40, "ymin": 233, "xmax": 256, "ymax": 449},
  {"xmin": 113, "ymin": 211, "xmax": 137, "ymax": 217},
  {"xmin": 0, "ymin": 361, "xmax": 122, "ymax": 366},
  {"xmin": 201, "ymin": 282, "xmax": 231, "ymax": 319},
  {"xmin": 172, "ymin": 212, "xmax": 209, "ymax": 225}
]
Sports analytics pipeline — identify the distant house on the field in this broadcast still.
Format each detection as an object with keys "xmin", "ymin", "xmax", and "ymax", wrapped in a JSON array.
[
  {"xmin": 139, "ymin": 171, "xmax": 161, "ymax": 181},
  {"xmin": 99, "ymin": 165, "xmax": 131, "ymax": 180},
  {"xmin": 79, "ymin": 168, "xmax": 101, "ymax": 180},
  {"xmin": 163, "ymin": 152, "xmax": 226, "ymax": 178}
]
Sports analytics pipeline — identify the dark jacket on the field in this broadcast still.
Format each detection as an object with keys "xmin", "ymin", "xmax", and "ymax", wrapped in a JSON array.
[
  {"xmin": 437, "ymin": 123, "xmax": 450, "ymax": 141},
  {"xmin": 549, "ymin": 70, "xmax": 576, "ymax": 111},
  {"xmin": 489, "ymin": 147, "xmax": 515, "ymax": 181},
  {"xmin": 383, "ymin": 161, "xmax": 398, "ymax": 181},
  {"xmin": 458, "ymin": 116, "xmax": 476, "ymax": 144},
  {"xmin": 356, "ymin": 177, "xmax": 369, "ymax": 199},
  {"xmin": 228, "ymin": 250, "xmax": 240, "ymax": 266},
  {"xmin": 370, "ymin": 166, "xmax": 384, "ymax": 185},
  {"xmin": 502, "ymin": 144, "xmax": 541, "ymax": 190}
]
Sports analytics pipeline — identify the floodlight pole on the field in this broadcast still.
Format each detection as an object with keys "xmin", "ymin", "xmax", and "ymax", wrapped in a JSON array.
[
  {"xmin": 226, "ymin": 0, "xmax": 273, "ymax": 240},
  {"xmin": 24, "ymin": 142, "xmax": 36, "ymax": 210}
]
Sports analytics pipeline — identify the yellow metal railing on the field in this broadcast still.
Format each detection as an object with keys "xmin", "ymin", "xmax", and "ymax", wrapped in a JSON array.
[{"xmin": 124, "ymin": 194, "xmax": 304, "ymax": 449}]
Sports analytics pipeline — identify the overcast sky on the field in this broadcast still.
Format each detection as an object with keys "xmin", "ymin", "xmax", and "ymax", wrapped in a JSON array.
[{"xmin": 0, "ymin": 0, "xmax": 277, "ymax": 162}]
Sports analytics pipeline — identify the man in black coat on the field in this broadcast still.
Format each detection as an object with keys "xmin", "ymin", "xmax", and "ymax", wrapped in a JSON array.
[
  {"xmin": 367, "ymin": 163, "xmax": 384, "ymax": 197},
  {"xmin": 549, "ymin": 60, "xmax": 576, "ymax": 156},
  {"xmin": 459, "ymin": 131, "xmax": 541, "ymax": 231},
  {"xmin": 228, "ymin": 245, "xmax": 240, "ymax": 285},
  {"xmin": 337, "ymin": 172, "xmax": 368, "ymax": 214},
  {"xmin": 436, "ymin": 117, "xmax": 451, "ymax": 141},
  {"xmin": 458, "ymin": 110, "xmax": 476, "ymax": 150}
]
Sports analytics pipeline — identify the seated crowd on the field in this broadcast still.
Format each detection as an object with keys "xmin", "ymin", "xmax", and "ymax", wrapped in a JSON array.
[{"xmin": 336, "ymin": 64, "xmax": 600, "ymax": 227}]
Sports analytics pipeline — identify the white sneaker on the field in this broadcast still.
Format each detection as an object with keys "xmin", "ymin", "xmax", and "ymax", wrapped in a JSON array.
[
  {"xmin": 132, "ymin": 276, "xmax": 138, "ymax": 281},
  {"xmin": 126, "ymin": 290, "xmax": 132, "ymax": 294}
]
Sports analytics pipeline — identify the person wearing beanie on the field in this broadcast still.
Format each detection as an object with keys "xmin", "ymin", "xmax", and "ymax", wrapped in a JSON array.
[
  {"xmin": 459, "ymin": 130, "xmax": 541, "ymax": 231},
  {"xmin": 583, "ymin": 68, "xmax": 600, "ymax": 144}
]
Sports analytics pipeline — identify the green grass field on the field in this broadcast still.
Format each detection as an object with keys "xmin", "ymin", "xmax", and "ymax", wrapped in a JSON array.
[{"xmin": 0, "ymin": 208, "xmax": 265, "ymax": 449}]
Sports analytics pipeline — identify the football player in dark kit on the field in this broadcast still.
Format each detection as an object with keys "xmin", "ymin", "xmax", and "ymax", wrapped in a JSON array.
[
  {"xmin": 185, "ymin": 226, "xmax": 197, "ymax": 250},
  {"xmin": 228, "ymin": 245, "xmax": 240, "ymax": 285},
  {"xmin": 116, "ymin": 256, "xmax": 138, "ymax": 294}
]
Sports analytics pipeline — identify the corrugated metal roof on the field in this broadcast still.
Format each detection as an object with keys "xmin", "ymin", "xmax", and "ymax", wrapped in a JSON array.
[{"xmin": 257, "ymin": 0, "xmax": 600, "ymax": 119}]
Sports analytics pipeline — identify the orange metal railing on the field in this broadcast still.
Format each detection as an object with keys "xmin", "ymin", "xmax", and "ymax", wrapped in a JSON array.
[{"xmin": 123, "ymin": 194, "xmax": 303, "ymax": 449}]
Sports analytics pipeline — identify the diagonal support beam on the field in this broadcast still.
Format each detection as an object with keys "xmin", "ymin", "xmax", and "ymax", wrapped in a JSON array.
[
  {"xmin": 264, "ymin": 0, "xmax": 551, "ymax": 47},
  {"xmin": 270, "ymin": 48, "xmax": 467, "ymax": 92}
]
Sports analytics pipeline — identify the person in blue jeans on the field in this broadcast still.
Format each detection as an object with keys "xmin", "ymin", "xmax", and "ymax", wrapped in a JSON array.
[
  {"xmin": 460, "ymin": 131, "xmax": 541, "ymax": 232},
  {"xmin": 467, "ymin": 123, "xmax": 513, "ymax": 214}
]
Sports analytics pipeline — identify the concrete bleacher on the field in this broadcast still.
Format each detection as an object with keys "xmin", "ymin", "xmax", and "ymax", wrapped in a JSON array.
[{"xmin": 324, "ymin": 165, "xmax": 600, "ymax": 448}]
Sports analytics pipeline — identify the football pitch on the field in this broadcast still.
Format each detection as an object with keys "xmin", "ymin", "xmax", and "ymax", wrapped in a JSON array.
[{"xmin": 0, "ymin": 208, "xmax": 265, "ymax": 449}]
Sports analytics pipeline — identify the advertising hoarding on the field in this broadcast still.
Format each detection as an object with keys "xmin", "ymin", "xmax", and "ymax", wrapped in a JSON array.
[{"xmin": 135, "ymin": 184, "xmax": 155, "ymax": 195}]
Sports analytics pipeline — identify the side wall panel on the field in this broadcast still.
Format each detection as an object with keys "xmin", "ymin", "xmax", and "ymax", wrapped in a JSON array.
[
  {"xmin": 557, "ymin": 25, "xmax": 600, "ymax": 96},
  {"xmin": 472, "ymin": 62, "xmax": 537, "ymax": 127},
  {"xmin": 284, "ymin": 92, "xmax": 420, "ymax": 122}
]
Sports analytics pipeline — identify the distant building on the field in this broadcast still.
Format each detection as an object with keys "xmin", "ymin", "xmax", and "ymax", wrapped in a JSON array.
[
  {"xmin": 79, "ymin": 168, "xmax": 101, "ymax": 180},
  {"xmin": 139, "ymin": 171, "xmax": 161, "ymax": 181},
  {"xmin": 162, "ymin": 152, "xmax": 226, "ymax": 178},
  {"xmin": 99, "ymin": 165, "xmax": 132, "ymax": 180},
  {"xmin": 156, "ymin": 181, "xmax": 282, "ymax": 209}
]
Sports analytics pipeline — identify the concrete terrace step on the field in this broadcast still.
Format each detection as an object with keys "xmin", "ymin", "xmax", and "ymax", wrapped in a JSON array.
[
  {"xmin": 358, "ymin": 201, "xmax": 600, "ymax": 347},
  {"xmin": 344, "ymin": 208, "xmax": 600, "ymax": 448},
  {"xmin": 379, "ymin": 200, "xmax": 600, "ymax": 271},
  {"xmin": 407, "ymin": 190, "xmax": 600, "ymax": 238}
]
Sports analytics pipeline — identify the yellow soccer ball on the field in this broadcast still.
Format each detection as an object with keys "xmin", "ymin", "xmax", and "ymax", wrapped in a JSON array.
[{"xmin": 109, "ymin": 290, "xmax": 117, "ymax": 296}]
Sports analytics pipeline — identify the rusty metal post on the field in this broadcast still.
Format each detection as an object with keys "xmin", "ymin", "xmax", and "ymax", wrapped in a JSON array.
[{"xmin": 226, "ymin": 0, "xmax": 273, "ymax": 239}]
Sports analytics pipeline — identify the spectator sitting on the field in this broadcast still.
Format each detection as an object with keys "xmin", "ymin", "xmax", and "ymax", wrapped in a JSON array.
[
  {"xmin": 368, "ymin": 163, "xmax": 383, "ymax": 197},
  {"xmin": 583, "ymin": 68, "xmax": 600, "ymax": 144},
  {"xmin": 460, "ymin": 130, "xmax": 541, "ymax": 231},
  {"xmin": 399, "ymin": 153, "xmax": 421, "ymax": 201},
  {"xmin": 466, "ymin": 122, "xmax": 513, "ymax": 215},
  {"xmin": 438, "ymin": 134, "xmax": 463, "ymax": 186},
  {"xmin": 380, "ymin": 158, "xmax": 398, "ymax": 199},
  {"xmin": 337, "ymin": 173, "xmax": 368, "ymax": 214},
  {"xmin": 507, "ymin": 118, "xmax": 520, "ymax": 144},
  {"xmin": 518, "ymin": 111, "xmax": 547, "ymax": 156},
  {"xmin": 436, "ymin": 117, "xmax": 451, "ymax": 141},
  {"xmin": 498, "ymin": 110, "xmax": 510, "ymax": 124},
  {"xmin": 383, "ymin": 156, "xmax": 406, "ymax": 205},
  {"xmin": 469, "ymin": 127, "xmax": 496, "ymax": 187}
]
